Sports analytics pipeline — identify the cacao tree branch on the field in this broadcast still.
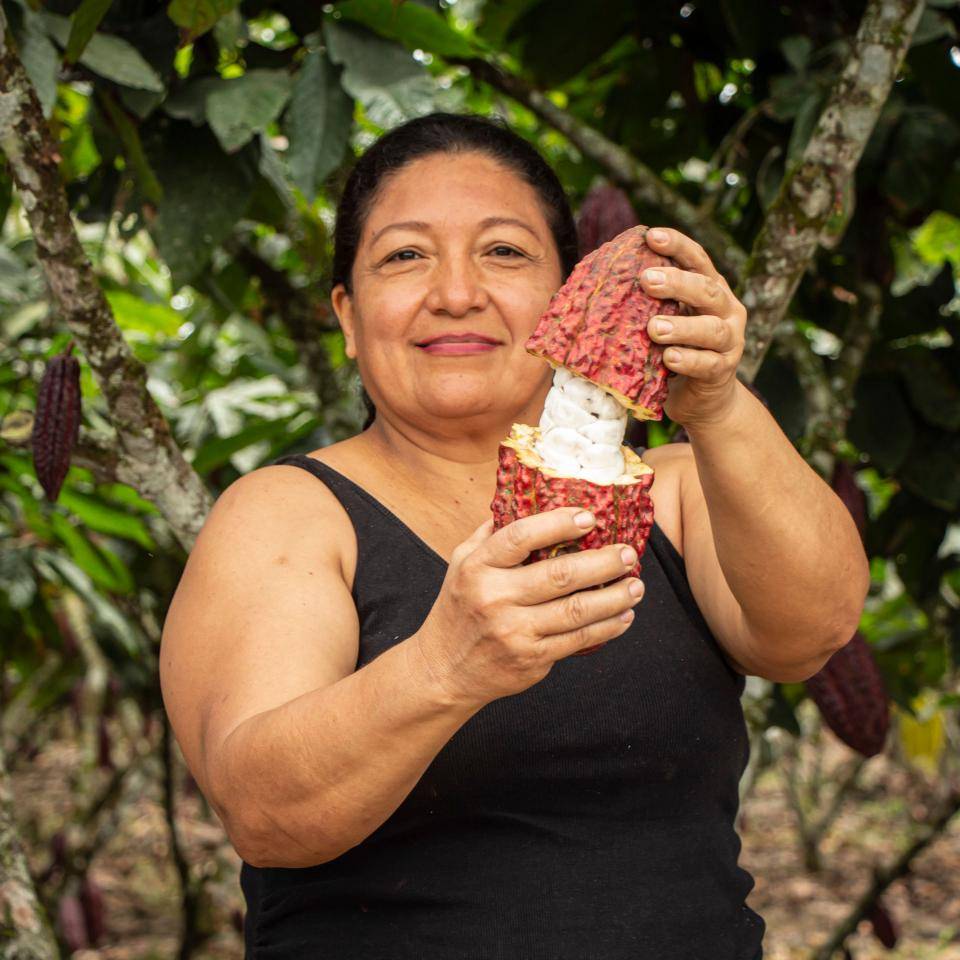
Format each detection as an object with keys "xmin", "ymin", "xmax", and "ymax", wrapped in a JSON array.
[
  {"xmin": 812, "ymin": 790, "xmax": 960, "ymax": 960},
  {"xmin": 0, "ymin": 740, "xmax": 60, "ymax": 959},
  {"xmin": 453, "ymin": 56, "xmax": 748, "ymax": 282},
  {"xmin": 0, "ymin": 9, "xmax": 212, "ymax": 550},
  {"xmin": 737, "ymin": 0, "xmax": 925, "ymax": 381}
]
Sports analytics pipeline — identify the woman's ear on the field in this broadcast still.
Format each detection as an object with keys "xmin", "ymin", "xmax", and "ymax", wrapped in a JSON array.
[{"xmin": 331, "ymin": 284, "xmax": 356, "ymax": 359}]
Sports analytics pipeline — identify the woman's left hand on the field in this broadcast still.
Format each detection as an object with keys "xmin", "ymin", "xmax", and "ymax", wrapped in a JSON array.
[{"xmin": 641, "ymin": 227, "xmax": 747, "ymax": 429}]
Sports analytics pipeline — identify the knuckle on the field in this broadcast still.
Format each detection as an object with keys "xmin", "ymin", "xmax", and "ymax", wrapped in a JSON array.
[
  {"xmin": 712, "ymin": 315, "xmax": 727, "ymax": 343},
  {"xmin": 564, "ymin": 592, "xmax": 587, "ymax": 624},
  {"xmin": 504, "ymin": 520, "xmax": 527, "ymax": 551},
  {"xmin": 548, "ymin": 556, "xmax": 576, "ymax": 590},
  {"xmin": 704, "ymin": 278, "xmax": 723, "ymax": 302}
]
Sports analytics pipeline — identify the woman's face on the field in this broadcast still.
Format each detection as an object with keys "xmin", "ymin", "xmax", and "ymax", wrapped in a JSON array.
[{"xmin": 332, "ymin": 151, "xmax": 564, "ymax": 438}]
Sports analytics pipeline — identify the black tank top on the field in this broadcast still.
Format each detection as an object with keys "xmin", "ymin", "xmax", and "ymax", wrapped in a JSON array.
[{"xmin": 241, "ymin": 453, "xmax": 765, "ymax": 959}]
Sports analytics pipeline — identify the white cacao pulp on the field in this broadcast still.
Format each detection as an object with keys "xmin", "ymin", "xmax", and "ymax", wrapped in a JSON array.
[{"xmin": 535, "ymin": 367, "xmax": 629, "ymax": 484}]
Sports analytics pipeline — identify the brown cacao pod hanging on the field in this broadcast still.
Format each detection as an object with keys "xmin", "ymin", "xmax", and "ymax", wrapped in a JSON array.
[
  {"xmin": 804, "ymin": 631, "xmax": 890, "ymax": 757},
  {"xmin": 526, "ymin": 225, "xmax": 679, "ymax": 421},
  {"xmin": 80, "ymin": 874, "xmax": 107, "ymax": 946},
  {"xmin": 577, "ymin": 184, "xmax": 639, "ymax": 258},
  {"xmin": 831, "ymin": 460, "xmax": 867, "ymax": 542},
  {"xmin": 866, "ymin": 900, "xmax": 898, "ymax": 949},
  {"xmin": 57, "ymin": 892, "xmax": 90, "ymax": 951},
  {"xmin": 32, "ymin": 340, "xmax": 82, "ymax": 502}
]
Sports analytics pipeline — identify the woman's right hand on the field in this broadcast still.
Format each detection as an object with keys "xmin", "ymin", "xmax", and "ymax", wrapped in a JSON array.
[{"xmin": 413, "ymin": 507, "xmax": 645, "ymax": 708}]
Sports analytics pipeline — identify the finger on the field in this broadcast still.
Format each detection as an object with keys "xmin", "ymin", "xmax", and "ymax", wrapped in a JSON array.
[
  {"xmin": 509, "ymin": 542, "xmax": 637, "ymax": 605},
  {"xmin": 648, "ymin": 314, "xmax": 737, "ymax": 354},
  {"xmin": 544, "ymin": 607, "xmax": 639, "ymax": 660},
  {"xmin": 645, "ymin": 227, "xmax": 722, "ymax": 282},
  {"xmin": 480, "ymin": 507, "xmax": 597, "ymax": 569},
  {"xmin": 534, "ymin": 576, "xmax": 645, "ymax": 636},
  {"xmin": 661, "ymin": 344, "xmax": 732, "ymax": 380},
  {"xmin": 640, "ymin": 266, "xmax": 732, "ymax": 316}
]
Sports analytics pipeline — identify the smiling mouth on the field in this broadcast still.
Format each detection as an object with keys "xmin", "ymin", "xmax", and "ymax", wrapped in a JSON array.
[{"xmin": 416, "ymin": 335, "xmax": 501, "ymax": 347}]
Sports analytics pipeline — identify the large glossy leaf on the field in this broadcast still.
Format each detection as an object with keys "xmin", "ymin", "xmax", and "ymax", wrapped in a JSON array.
[
  {"xmin": 336, "ymin": 0, "xmax": 477, "ymax": 58},
  {"xmin": 847, "ymin": 376, "xmax": 915, "ymax": 474},
  {"xmin": 899, "ymin": 426, "xmax": 960, "ymax": 512},
  {"xmin": 324, "ymin": 20, "xmax": 436, "ymax": 129},
  {"xmin": 880, "ymin": 264, "xmax": 955, "ymax": 340},
  {"xmin": 48, "ymin": 512, "xmax": 134, "ymax": 594},
  {"xmin": 285, "ymin": 49, "xmax": 354, "ymax": 197},
  {"xmin": 166, "ymin": 0, "xmax": 240, "ymax": 44},
  {"xmin": 41, "ymin": 12, "xmax": 164, "ymax": 92},
  {"xmin": 144, "ymin": 121, "xmax": 255, "ymax": 288},
  {"xmin": 16, "ymin": 8, "xmax": 60, "ymax": 118},
  {"xmin": 64, "ymin": 0, "xmax": 114, "ymax": 64},
  {"xmin": 206, "ymin": 69, "xmax": 293, "ymax": 153},
  {"xmin": 56, "ymin": 488, "xmax": 157, "ymax": 550},
  {"xmin": 894, "ymin": 346, "xmax": 960, "ymax": 431},
  {"xmin": 191, "ymin": 411, "xmax": 316, "ymax": 473}
]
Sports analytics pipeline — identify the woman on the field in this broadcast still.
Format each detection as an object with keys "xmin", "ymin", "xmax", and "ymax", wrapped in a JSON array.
[{"xmin": 160, "ymin": 112, "xmax": 869, "ymax": 959}]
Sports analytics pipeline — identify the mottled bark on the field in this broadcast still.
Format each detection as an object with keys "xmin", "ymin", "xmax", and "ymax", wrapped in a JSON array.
[
  {"xmin": 0, "ymin": 9, "xmax": 212, "ymax": 550},
  {"xmin": 456, "ymin": 57, "xmax": 748, "ymax": 283},
  {"xmin": 738, "ymin": 0, "xmax": 925, "ymax": 381},
  {"xmin": 0, "ymin": 742, "xmax": 60, "ymax": 960}
]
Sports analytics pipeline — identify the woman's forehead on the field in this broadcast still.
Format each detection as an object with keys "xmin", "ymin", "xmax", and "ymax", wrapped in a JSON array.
[{"xmin": 363, "ymin": 152, "xmax": 547, "ymax": 234}]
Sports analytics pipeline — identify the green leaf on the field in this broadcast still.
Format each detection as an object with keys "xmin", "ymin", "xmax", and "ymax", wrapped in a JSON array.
[
  {"xmin": 780, "ymin": 35, "xmax": 811, "ymax": 72},
  {"xmin": 166, "ymin": 0, "xmax": 241, "ymax": 44},
  {"xmin": 163, "ymin": 75, "xmax": 224, "ymax": 124},
  {"xmin": 900, "ymin": 429, "xmax": 960, "ymax": 511},
  {"xmin": 191, "ymin": 412, "xmax": 309, "ymax": 473},
  {"xmin": 895, "ymin": 346, "xmax": 960, "ymax": 431},
  {"xmin": 336, "ymin": 0, "xmax": 478, "ymax": 58},
  {"xmin": 847, "ymin": 377, "xmax": 915, "ymax": 474},
  {"xmin": 913, "ymin": 211, "xmax": 960, "ymax": 272},
  {"xmin": 48, "ymin": 512, "xmax": 134, "ymax": 594},
  {"xmin": 911, "ymin": 8, "xmax": 957, "ymax": 47},
  {"xmin": 144, "ymin": 122, "xmax": 255, "ymax": 288},
  {"xmin": 64, "ymin": 0, "xmax": 114, "ymax": 64},
  {"xmin": 324, "ymin": 19, "xmax": 436, "ymax": 129},
  {"xmin": 96, "ymin": 91, "xmax": 163, "ymax": 203},
  {"xmin": 41, "ymin": 12, "xmax": 164, "ymax": 92},
  {"xmin": 57, "ymin": 488, "xmax": 157, "ymax": 549},
  {"xmin": 206, "ymin": 69, "xmax": 292, "ymax": 153},
  {"xmin": 285, "ymin": 48, "xmax": 353, "ymax": 196},
  {"xmin": 17, "ymin": 8, "xmax": 60, "ymax": 118},
  {"xmin": 105, "ymin": 289, "xmax": 184, "ymax": 336}
]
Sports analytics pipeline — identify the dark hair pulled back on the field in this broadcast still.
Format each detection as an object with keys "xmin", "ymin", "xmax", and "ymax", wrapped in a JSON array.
[{"xmin": 331, "ymin": 112, "xmax": 580, "ymax": 430}]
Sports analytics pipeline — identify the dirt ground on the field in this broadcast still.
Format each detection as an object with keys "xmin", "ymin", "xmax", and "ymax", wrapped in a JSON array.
[{"xmin": 12, "ymin": 715, "xmax": 960, "ymax": 960}]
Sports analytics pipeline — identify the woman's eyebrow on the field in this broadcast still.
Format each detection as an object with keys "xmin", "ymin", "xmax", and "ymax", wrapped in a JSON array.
[{"xmin": 369, "ymin": 216, "xmax": 539, "ymax": 245}]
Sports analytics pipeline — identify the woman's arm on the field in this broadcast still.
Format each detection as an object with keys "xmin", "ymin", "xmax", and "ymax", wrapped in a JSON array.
[
  {"xmin": 639, "ymin": 228, "xmax": 869, "ymax": 680},
  {"xmin": 160, "ymin": 467, "xmax": 481, "ymax": 870},
  {"xmin": 681, "ymin": 382, "xmax": 868, "ymax": 680}
]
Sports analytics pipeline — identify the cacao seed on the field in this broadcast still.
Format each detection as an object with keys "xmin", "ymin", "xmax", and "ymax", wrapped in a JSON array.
[
  {"xmin": 577, "ymin": 184, "xmax": 639, "ymax": 258},
  {"xmin": 804, "ymin": 631, "xmax": 889, "ymax": 757},
  {"xmin": 32, "ymin": 340, "xmax": 82, "ymax": 502}
]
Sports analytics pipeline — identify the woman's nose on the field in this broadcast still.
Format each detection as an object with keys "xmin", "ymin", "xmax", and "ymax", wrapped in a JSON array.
[{"xmin": 424, "ymin": 257, "xmax": 488, "ymax": 316}]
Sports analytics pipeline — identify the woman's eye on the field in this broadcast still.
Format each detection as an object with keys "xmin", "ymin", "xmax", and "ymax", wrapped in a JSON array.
[
  {"xmin": 386, "ymin": 249, "xmax": 420, "ymax": 262},
  {"xmin": 490, "ymin": 246, "xmax": 522, "ymax": 257}
]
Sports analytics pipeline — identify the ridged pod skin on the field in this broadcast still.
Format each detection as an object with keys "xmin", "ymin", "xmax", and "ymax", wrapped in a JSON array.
[
  {"xmin": 576, "ymin": 184, "xmax": 639, "ymax": 259},
  {"xmin": 32, "ymin": 340, "xmax": 82, "ymax": 502},
  {"xmin": 804, "ymin": 631, "xmax": 890, "ymax": 757},
  {"xmin": 491, "ymin": 424, "xmax": 654, "ymax": 579},
  {"xmin": 490, "ymin": 423, "xmax": 654, "ymax": 657},
  {"xmin": 526, "ymin": 225, "xmax": 680, "ymax": 421}
]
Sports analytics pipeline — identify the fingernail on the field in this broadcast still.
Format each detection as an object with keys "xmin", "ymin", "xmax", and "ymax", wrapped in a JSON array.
[
  {"xmin": 574, "ymin": 511, "xmax": 596, "ymax": 528},
  {"xmin": 644, "ymin": 269, "xmax": 665, "ymax": 284},
  {"xmin": 649, "ymin": 229, "xmax": 668, "ymax": 243},
  {"xmin": 629, "ymin": 579, "xmax": 645, "ymax": 598},
  {"xmin": 654, "ymin": 318, "xmax": 673, "ymax": 335},
  {"xmin": 620, "ymin": 609, "xmax": 635, "ymax": 623},
  {"xmin": 620, "ymin": 546, "xmax": 637, "ymax": 566}
]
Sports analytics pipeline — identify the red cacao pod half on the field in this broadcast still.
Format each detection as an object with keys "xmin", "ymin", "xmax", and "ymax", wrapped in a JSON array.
[
  {"xmin": 490, "ymin": 423, "xmax": 654, "ymax": 656},
  {"xmin": 32, "ymin": 340, "xmax": 82, "ymax": 502},
  {"xmin": 804, "ymin": 631, "xmax": 890, "ymax": 757},
  {"xmin": 526, "ymin": 225, "xmax": 680, "ymax": 421},
  {"xmin": 866, "ymin": 900, "xmax": 899, "ymax": 948},
  {"xmin": 577, "ymin": 184, "xmax": 639, "ymax": 258}
]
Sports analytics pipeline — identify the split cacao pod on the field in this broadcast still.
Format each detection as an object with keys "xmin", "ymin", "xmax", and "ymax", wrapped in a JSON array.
[
  {"xmin": 804, "ymin": 631, "xmax": 889, "ymax": 757},
  {"xmin": 32, "ymin": 340, "xmax": 82, "ymax": 502},
  {"xmin": 525, "ymin": 225, "xmax": 679, "ymax": 421},
  {"xmin": 577, "ymin": 184, "xmax": 639, "ymax": 258}
]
